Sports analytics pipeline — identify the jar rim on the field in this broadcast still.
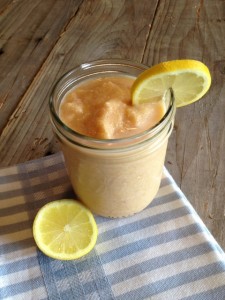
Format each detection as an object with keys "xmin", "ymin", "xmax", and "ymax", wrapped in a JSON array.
[{"xmin": 49, "ymin": 59, "xmax": 175, "ymax": 150}]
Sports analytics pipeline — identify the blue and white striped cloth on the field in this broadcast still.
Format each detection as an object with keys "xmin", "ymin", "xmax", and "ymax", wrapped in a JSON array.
[{"xmin": 1, "ymin": 152, "xmax": 225, "ymax": 299}]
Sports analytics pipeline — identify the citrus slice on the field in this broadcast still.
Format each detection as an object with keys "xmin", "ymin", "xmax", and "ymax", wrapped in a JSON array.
[
  {"xmin": 132, "ymin": 59, "xmax": 211, "ymax": 107},
  {"xmin": 33, "ymin": 199, "xmax": 98, "ymax": 260}
]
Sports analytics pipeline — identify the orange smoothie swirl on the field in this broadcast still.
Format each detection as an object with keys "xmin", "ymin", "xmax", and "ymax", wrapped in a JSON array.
[{"xmin": 59, "ymin": 77, "xmax": 165, "ymax": 139}]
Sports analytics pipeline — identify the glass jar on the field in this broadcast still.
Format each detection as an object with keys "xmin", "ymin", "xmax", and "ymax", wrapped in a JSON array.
[{"xmin": 49, "ymin": 59, "xmax": 176, "ymax": 218}]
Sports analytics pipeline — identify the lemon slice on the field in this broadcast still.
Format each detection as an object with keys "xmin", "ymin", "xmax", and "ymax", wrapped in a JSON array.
[
  {"xmin": 33, "ymin": 199, "xmax": 98, "ymax": 260},
  {"xmin": 132, "ymin": 59, "xmax": 211, "ymax": 107}
]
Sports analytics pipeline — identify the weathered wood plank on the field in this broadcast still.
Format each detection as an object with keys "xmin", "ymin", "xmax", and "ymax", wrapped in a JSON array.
[
  {"xmin": 0, "ymin": 0, "xmax": 83, "ymax": 133},
  {"xmin": 0, "ymin": 0, "xmax": 13, "ymax": 11},
  {"xmin": 0, "ymin": 0, "xmax": 159, "ymax": 166},
  {"xmin": 143, "ymin": 0, "xmax": 225, "ymax": 249},
  {"xmin": 0, "ymin": 0, "xmax": 13, "ymax": 13}
]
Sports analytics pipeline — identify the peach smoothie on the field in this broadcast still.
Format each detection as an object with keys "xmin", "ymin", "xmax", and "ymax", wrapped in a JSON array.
[
  {"xmin": 59, "ymin": 77, "xmax": 165, "ymax": 139},
  {"xmin": 50, "ymin": 60, "xmax": 175, "ymax": 218}
]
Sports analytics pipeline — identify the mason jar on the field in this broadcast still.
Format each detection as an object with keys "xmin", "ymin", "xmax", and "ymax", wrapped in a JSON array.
[{"xmin": 49, "ymin": 59, "xmax": 176, "ymax": 218}]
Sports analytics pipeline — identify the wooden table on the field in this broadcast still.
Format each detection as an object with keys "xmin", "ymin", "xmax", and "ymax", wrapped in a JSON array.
[{"xmin": 1, "ymin": 1, "xmax": 225, "ymax": 249}]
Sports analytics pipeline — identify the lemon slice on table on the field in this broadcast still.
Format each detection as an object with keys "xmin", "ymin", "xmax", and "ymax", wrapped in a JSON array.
[
  {"xmin": 132, "ymin": 59, "xmax": 211, "ymax": 107},
  {"xmin": 33, "ymin": 199, "xmax": 98, "ymax": 260}
]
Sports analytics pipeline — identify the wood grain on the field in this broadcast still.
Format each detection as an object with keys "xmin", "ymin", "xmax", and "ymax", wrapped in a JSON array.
[
  {"xmin": 0, "ymin": 0, "xmax": 225, "ymax": 250},
  {"xmin": 0, "ymin": 0, "xmax": 13, "ymax": 14},
  {"xmin": 0, "ymin": 0, "xmax": 159, "ymax": 166},
  {"xmin": 143, "ymin": 0, "xmax": 225, "ymax": 248},
  {"xmin": 0, "ymin": 0, "xmax": 83, "ymax": 132}
]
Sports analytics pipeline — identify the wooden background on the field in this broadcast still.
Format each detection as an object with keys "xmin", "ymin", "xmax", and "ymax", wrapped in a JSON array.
[{"xmin": 1, "ymin": 0, "xmax": 225, "ymax": 249}]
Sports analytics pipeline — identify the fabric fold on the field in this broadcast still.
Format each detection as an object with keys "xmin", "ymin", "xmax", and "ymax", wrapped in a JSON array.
[{"xmin": 1, "ymin": 152, "xmax": 225, "ymax": 300}]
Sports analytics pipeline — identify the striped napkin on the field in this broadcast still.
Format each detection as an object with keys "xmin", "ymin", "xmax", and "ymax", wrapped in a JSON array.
[{"xmin": 1, "ymin": 152, "xmax": 225, "ymax": 300}]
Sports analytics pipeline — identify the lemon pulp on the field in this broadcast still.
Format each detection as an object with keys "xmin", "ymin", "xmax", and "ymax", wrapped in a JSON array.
[
  {"xmin": 132, "ymin": 59, "xmax": 211, "ymax": 107},
  {"xmin": 33, "ymin": 199, "xmax": 98, "ymax": 260}
]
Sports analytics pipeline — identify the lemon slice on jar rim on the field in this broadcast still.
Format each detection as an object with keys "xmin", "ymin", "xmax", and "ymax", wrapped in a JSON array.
[{"xmin": 132, "ymin": 59, "xmax": 211, "ymax": 107}]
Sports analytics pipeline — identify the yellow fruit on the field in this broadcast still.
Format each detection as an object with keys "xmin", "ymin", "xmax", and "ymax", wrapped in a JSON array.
[
  {"xmin": 132, "ymin": 59, "xmax": 211, "ymax": 107},
  {"xmin": 33, "ymin": 199, "xmax": 98, "ymax": 260}
]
